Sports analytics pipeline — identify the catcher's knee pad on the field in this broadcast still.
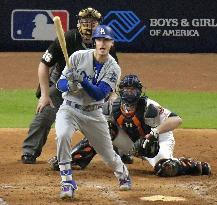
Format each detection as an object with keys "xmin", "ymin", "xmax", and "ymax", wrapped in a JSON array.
[
  {"xmin": 71, "ymin": 138, "xmax": 96, "ymax": 169},
  {"xmin": 154, "ymin": 158, "xmax": 180, "ymax": 177}
]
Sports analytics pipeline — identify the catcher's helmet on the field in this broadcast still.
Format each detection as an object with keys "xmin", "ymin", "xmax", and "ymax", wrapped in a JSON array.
[
  {"xmin": 119, "ymin": 74, "xmax": 143, "ymax": 106},
  {"xmin": 92, "ymin": 25, "xmax": 114, "ymax": 40}
]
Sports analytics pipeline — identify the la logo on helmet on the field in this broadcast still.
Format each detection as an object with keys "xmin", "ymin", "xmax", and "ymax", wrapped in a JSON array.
[{"xmin": 100, "ymin": 28, "xmax": 105, "ymax": 34}]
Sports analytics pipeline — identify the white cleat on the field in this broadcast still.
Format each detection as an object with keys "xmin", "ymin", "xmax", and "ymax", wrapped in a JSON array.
[
  {"xmin": 60, "ymin": 181, "xmax": 77, "ymax": 200},
  {"xmin": 119, "ymin": 176, "xmax": 132, "ymax": 191}
]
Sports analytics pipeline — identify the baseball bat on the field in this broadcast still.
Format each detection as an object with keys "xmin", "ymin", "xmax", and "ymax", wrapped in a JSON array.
[
  {"xmin": 53, "ymin": 16, "xmax": 80, "ymax": 93},
  {"xmin": 53, "ymin": 16, "xmax": 71, "ymax": 68}
]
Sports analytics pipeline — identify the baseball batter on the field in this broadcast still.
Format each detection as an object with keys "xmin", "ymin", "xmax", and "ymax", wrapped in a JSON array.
[
  {"xmin": 21, "ymin": 7, "xmax": 120, "ymax": 164},
  {"xmin": 55, "ymin": 25, "xmax": 131, "ymax": 200}
]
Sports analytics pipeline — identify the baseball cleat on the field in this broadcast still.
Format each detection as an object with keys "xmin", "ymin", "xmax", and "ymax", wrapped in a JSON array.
[
  {"xmin": 201, "ymin": 162, "xmax": 211, "ymax": 175},
  {"xmin": 119, "ymin": 176, "xmax": 132, "ymax": 191},
  {"xmin": 60, "ymin": 180, "xmax": 77, "ymax": 200},
  {"xmin": 21, "ymin": 153, "xmax": 36, "ymax": 164}
]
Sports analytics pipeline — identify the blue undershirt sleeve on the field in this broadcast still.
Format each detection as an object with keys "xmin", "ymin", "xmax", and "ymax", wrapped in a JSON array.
[
  {"xmin": 81, "ymin": 79, "xmax": 112, "ymax": 101},
  {"xmin": 56, "ymin": 78, "xmax": 69, "ymax": 92}
]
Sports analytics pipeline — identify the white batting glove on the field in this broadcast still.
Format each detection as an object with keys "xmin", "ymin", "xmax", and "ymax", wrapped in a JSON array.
[
  {"xmin": 67, "ymin": 80, "xmax": 79, "ymax": 93},
  {"xmin": 63, "ymin": 69, "xmax": 85, "ymax": 83},
  {"xmin": 71, "ymin": 69, "xmax": 85, "ymax": 83},
  {"xmin": 62, "ymin": 69, "xmax": 74, "ymax": 82}
]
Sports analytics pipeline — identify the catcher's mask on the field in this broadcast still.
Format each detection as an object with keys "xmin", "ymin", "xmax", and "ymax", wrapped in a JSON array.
[
  {"xmin": 119, "ymin": 75, "xmax": 143, "ymax": 107},
  {"xmin": 77, "ymin": 7, "xmax": 102, "ymax": 43}
]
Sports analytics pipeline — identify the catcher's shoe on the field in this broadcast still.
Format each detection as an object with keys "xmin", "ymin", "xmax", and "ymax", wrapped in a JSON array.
[
  {"xmin": 60, "ymin": 180, "xmax": 78, "ymax": 200},
  {"xmin": 119, "ymin": 176, "xmax": 132, "ymax": 191},
  {"xmin": 48, "ymin": 156, "xmax": 59, "ymax": 171},
  {"xmin": 21, "ymin": 153, "xmax": 36, "ymax": 164},
  {"xmin": 201, "ymin": 162, "xmax": 211, "ymax": 175}
]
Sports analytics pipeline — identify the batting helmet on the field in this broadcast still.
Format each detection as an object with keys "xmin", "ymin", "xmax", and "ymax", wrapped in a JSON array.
[
  {"xmin": 119, "ymin": 74, "xmax": 143, "ymax": 106},
  {"xmin": 92, "ymin": 25, "xmax": 114, "ymax": 40}
]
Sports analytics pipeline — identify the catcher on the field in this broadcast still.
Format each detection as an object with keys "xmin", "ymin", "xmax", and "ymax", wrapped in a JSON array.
[{"xmin": 49, "ymin": 74, "xmax": 211, "ymax": 177}]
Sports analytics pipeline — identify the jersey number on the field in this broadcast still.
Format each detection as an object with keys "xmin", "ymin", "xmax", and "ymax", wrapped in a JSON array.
[{"xmin": 42, "ymin": 50, "xmax": 52, "ymax": 63}]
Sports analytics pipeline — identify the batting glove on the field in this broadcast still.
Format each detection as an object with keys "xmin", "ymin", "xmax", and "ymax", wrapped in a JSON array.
[
  {"xmin": 63, "ymin": 69, "xmax": 85, "ymax": 83},
  {"xmin": 71, "ymin": 69, "xmax": 86, "ymax": 83}
]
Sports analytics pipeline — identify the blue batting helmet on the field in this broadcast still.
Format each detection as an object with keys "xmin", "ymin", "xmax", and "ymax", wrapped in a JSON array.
[{"xmin": 92, "ymin": 25, "xmax": 114, "ymax": 40}]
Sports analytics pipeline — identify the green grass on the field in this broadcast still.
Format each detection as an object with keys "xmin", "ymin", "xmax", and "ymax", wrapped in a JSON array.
[
  {"xmin": 146, "ymin": 91, "xmax": 217, "ymax": 129},
  {"xmin": 0, "ymin": 89, "xmax": 217, "ymax": 128},
  {"xmin": 0, "ymin": 90, "xmax": 37, "ymax": 128}
]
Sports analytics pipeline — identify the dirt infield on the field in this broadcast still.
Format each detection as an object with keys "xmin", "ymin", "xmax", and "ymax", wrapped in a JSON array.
[
  {"xmin": 0, "ymin": 52, "xmax": 217, "ymax": 91},
  {"xmin": 0, "ymin": 129, "xmax": 216, "ymax": 205},
  {"xmin": 0, "ymin": 53, "xmax": 217, "ymax": 204}
]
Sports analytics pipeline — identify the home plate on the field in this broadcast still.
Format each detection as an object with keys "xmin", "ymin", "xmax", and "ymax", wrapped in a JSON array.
[{"xmin": 140, "ymin": 195, "xmax": 186, "ymax": 202}]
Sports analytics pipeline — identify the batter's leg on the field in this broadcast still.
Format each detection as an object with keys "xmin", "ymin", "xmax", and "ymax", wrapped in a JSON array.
[
  {"xmin": 81, "ymin": 111, "xmax": 131, "ymax": 190},
  {"xmin": 55, "ymin": 105, "xmax": 79, "ymax": 199}
]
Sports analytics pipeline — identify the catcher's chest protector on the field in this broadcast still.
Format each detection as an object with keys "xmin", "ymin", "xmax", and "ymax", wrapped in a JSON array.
[{"xmin": 113, "ymin": 97, "xmax": 151, "ymax": 142}]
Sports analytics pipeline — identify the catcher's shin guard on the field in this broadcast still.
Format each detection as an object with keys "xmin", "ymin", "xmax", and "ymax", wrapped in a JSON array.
[
  {"xmin": 70, "ymin": 137, "xmax": 96, "ymax": 169},
  {"xmin": 48, "ymin": 138, "xmax": 96, "ymax": 171},
  {"xmin": 154, "ymin": 158, "xmax": 211, "ymax": 177}
]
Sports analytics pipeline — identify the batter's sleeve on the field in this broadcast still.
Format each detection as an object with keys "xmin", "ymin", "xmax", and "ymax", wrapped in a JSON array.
[{"xmin": 102, "ymin": 64, "xmax": 121, "ymax": 92}]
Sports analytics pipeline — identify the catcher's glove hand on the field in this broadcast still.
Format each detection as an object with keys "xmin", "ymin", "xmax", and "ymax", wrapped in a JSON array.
[{"xmin": 135, "ymin": 128, "xmax": 160, "ymax": 158}]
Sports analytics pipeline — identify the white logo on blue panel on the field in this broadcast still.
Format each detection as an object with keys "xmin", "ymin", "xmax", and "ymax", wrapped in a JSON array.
[
  {"xmin": 11, "ymin": 10, "xmax": 69, "ymax": 41},
  {"xmin": 103, "ymin": 11, "xmax": 146, "ymax": 42}
]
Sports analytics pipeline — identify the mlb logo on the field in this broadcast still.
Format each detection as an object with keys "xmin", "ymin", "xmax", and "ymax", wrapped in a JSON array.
[{"xmin": 11, "ymin": 10, "xmax": 69, "ymax": 41}]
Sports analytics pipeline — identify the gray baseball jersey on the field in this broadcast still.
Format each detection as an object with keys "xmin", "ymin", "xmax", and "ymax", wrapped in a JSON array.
[
  {"xmin": 55, "ymin": 49, "xmax": 129, "ymax": 181},
  {"xmin": 61, "ymin": 49, "xmax": 121, "ymax": 105}
]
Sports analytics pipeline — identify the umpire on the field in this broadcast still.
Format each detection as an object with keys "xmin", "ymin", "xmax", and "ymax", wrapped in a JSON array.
[{"xmin": 21, "ymin": 7, "xmax": 118, "ymax": 163}]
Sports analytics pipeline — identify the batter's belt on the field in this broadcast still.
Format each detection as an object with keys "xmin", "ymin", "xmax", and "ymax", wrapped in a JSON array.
[{"xmin": 65, "ymin": 100, "xmax": 103, "ymax": 112}]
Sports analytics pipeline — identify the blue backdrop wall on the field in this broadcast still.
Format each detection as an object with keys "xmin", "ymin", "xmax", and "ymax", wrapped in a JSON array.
[{"xmin": 1, "ymin": 0, "xmax": 217, "ymax": 52}]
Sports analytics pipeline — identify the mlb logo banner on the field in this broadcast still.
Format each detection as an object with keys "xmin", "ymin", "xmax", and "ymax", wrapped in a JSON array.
[{"xmin": 11, "ymin": 10, "xmax": 69, "ymax": 41}]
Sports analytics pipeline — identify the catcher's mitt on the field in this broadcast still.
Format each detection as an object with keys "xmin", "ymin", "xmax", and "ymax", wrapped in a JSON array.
[{"xmin": 134, "ymin": 128, "xmax": 160, "ymax": 158}]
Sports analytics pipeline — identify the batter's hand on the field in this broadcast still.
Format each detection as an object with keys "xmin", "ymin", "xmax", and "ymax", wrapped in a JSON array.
[{"xmin": 36, "ymin": 96, "xmax": 55, "ymax": 113}]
